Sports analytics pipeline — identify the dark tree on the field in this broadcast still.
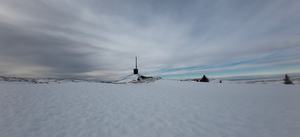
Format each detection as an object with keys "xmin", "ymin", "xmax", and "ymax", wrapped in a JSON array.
[
  {"xmin": 283, "ymin": 74, "xmax": 294, "ymax": 85},
  {"xmin": 200, "ymin": 75, "xmax": 209, "ymax": 82}
]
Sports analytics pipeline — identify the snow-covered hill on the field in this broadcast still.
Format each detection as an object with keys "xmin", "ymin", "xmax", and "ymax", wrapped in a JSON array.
[
  {"xmin": 0, "ymin": 76, "xmax": 101, "ymax": 84},
  {"xmin": 2, "ymin": 75, "xmax": 299, "ymax": 85},
  {"xmin": 113, "ymin": 74, "xmax": 162, "ymax": 84},
  {"xmin": 233, "ymin": 77, "xmax": 300, "ymax": 84},
  {"xmin": 0, "ymin": 80, "xmax": 299, "ymax": 137},
  {"xmin": 179, "ymin": 77, "xmax": 300, "ymax": 85}
]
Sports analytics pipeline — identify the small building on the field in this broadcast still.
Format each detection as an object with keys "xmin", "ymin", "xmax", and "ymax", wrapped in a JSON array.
[{"xmin": 200, "ymin": 75, "xmax": 209, "ymax": 82}]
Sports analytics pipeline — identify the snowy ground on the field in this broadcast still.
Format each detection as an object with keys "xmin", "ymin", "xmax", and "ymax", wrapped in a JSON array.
[
  {"xmin": 113, "ymin": 74, "xmax": 161, "ymax": 84},
  {"xmin": 0, "ymin": 76, "xmax": 100, "ymax": 84},
  {"xmin": 232, "ymin": 77, "xmax": 300, "ymax": 84},
  {"xmin": 1, "ymin": 80, "xmax": 300, "ymax": 137},
  {"xmin": 181, "ymin": 76, "xmax": 300, "ymax": 85}
]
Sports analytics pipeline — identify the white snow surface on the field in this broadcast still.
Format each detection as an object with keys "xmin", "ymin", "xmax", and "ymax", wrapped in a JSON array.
[
  {"xmin": 1, "ymin": 80, "xmax": 300, "ymax": 137},
  {"xmin": 0, "ymin": 76, "xmax": 99, "ymax": 84},
  {"xmin": 114, "ymin": 74, "xmax": 141, "ymax": 83},
  {"xmin": 112, "ymin": 74, "xmax": 161, "ymax": 84}
]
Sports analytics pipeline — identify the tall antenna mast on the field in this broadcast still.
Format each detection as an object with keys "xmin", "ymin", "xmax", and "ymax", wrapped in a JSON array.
[
  {"xmin": 135, "ymin": 57, "xmax": 137, "ymax": 69},
  {"xmin": 133, "ymin": 57, "xmax": 138, "ymax": 74}
]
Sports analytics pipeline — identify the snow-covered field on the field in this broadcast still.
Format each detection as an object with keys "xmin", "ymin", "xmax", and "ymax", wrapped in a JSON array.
[
  {"xmin": 1, "ymin": 79, "xmax": 300, "ymax": 137},
  {"xmin": 113, "ymin": 74, "xmax": 161, "ymax": 84},
  {"xmin": 182, "ymin": 76, "xmax": 300, "ymax": 85},
  {"xmin": 226, "ymin": 77, "xmax": 300, "ymax": 85},
  {"xmin": 0, "ymin": 76, "xmax": 100, "ymax": 84}
]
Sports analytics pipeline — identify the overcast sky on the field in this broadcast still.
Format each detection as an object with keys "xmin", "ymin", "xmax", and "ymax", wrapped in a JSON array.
[{"xmin": 1, "ymin": 0, "xmax": 300, "ymax": 81}]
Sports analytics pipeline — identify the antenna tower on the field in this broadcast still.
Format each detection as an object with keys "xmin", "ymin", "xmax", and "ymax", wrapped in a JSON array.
[{"xmin": 133, "ymin": 57, "xmax": 138, "ymax": 74}]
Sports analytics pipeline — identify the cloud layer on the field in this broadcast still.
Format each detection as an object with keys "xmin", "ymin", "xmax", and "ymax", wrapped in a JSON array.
[{"xmin": 1, "ymin": 0, "xmax": 300, "ymax": 81}]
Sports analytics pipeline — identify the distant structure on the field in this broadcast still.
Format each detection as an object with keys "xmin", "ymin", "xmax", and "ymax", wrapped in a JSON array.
[
  {"xmin": 283, "ymin": 74, "xmax": 293, "ymax": 85},
  {"xmin": 133, "ymin": 57, "xmax": 138, "ymax": 74},
  {"xmin": 200, "ymin": 75, "xmax": 209, "ymax": 82}
]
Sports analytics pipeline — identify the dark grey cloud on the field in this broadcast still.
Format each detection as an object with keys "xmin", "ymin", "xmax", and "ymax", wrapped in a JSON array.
[
  {"xmin": 0, "ymin": 0, "xmax": 112, "ymax": 79},
  {"xmin": 0, "ymin": 22, "xmax": 98, "ymax": 74},
  {"xmin": 1, "ymin": 0, "xmax": 300, "ymax": 81}
]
